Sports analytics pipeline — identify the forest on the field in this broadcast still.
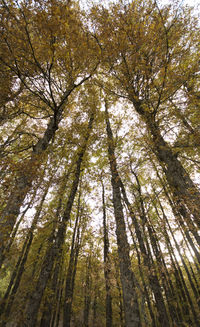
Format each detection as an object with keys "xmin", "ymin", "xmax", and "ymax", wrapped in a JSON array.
[{"xmin": 0, "ymin": 0, "xmax": 200, "ymax": 326}]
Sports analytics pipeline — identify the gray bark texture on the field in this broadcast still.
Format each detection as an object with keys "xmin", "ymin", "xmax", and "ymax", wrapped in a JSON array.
[
  {"xmin": 22, "ymin": 112, "xmax": 94, "ymax": 327},
  {"xmin": 0, "ymin": 74, "xmax": 93, "ymax": 267},
  {"xmin": 120, "ymin": 181, "xmax": 170, "ymax": 327},
  {"xmin": 133, "ymin": 100, "xmax": 200, "ymax": 232},
  {"xmin": 63, "ymin": 192, "xmax": 81, "ymax": 327},
  {"xmin": 0, "ymin": 105, "xmax": 63, "ymax": 268},
  {"xmin": 102, "ymin": 182, "xmax": 113, "ymax": 327},
  {"xmin": 105, "ymin": 102, "xmax": 140, "ymax": 327}
]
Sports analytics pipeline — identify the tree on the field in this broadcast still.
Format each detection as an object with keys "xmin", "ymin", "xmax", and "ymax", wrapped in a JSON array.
[
  {"xmin": 105, "ymin": 100, "xmax": 140, "ymax": 327},
  {"xmin": 101, "ymin": 179, "xmax": 113, "ymax": 327},
  {"xmin": 90, "ymin": 0, "xmax": 200, "ymax": 241},
  {"xmin": 0, "ymin": 0, "xmax": 200, "ymax": 326},
  {"xmin": 0, "ymin": 0, "xmax": 98, "ymax": 267}
]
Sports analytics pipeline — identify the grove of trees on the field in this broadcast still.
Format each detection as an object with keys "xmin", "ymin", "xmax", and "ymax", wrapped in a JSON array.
[{"xmin": 0, "ymin": 0, "xmax": 199, "ymax": 326}]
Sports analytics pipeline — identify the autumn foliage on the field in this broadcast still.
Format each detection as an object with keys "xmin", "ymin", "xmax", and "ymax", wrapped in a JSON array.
[{"xmin": 0, "ymin": 0, "xmax": 200, "ymax": 326}]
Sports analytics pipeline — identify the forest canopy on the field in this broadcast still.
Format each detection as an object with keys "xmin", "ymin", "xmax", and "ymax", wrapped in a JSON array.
[{"xmin": 0, "ymin": 0, "xmax": 200, "ymax": 326}]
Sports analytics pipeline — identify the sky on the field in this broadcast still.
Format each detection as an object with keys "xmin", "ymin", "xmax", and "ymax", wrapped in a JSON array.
[
  {"xmin": 80, "ymin": 0, "xmax": 200, "ymax": 15},
  {"xmin": 160, "ymin": 0, "xmax": 200, "ymax": 9}
]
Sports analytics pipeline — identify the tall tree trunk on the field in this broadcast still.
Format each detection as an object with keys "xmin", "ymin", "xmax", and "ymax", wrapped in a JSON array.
[
  {"xmin": 156, "ymin": 184, "xmax": 200, "ymax": 266},
  {"xmin": 146, "ymin": 218, "xmax": 179, "ymax": 324},
  {"xmin": 152, "ymin": 160, "xmax": 200, "ymax": 254},
  {"xmin": 113, "ymin": 254, "xmax": 125, "ymax": 327},
  {"xmin": 0, "ymin": 104, "xmax": 62, "ymax": 262},
  {"xmin": 2, "ymin": 177, "xmax": 40, "ymax": 262},
  {"xmin": 132, "ymin": 100, "xmax": 200, "ymax": 233},
  {"xmin": 101, "ymin": 181, "xmax": 113, "ymax": 327},
  {"xmin": 0, "ymin": 180, "xmax": 50, "ymax": 321},
  {"xmin": 63, "ymin": 188, "xmax": 82, "ymax": 327},
  {"xmin": 161, "ymin": 220, "xmax": 190, "ymax": 323},
  {"xmin": 92, "ymin": 292, "xmax": 97, "ymax": 327},
  {"xmin": 147, "ymin": 170, "xmax": 196, "ymax": 324},
  {"xmin": 52, "ymin": 276, "xmax": 64, "ymax": 327},
  {"xmin": 170, "ymin": 100, "xmax": 200, "ymax": 144},
  {"xmin": 40, "ymin": 255, "xmax": 63, "ymax": 327},
  {"xmin": 105, "ymin": 101, "xmax": 140, "ymax": 327},
  {"xmin": 125, "ymin": 211, "xmax": 156, "ymax": 327},
  {"xmin": 83, "ymin": 254, "xmax": 92, "ymax": 327},
  {"xmin": 150, "ymin": 199, "xmax": 183, "ymax": 324},
  {"xmin": 0, "ymin": 75, "xmax": 92, "ymax": 266},
  {"xmin": 0, "ymin": 165, "xmax": 47, "ymax": 270},
  {"xmin": 180, "ymin": 228, "xmax": 200, "ymax": 275},
  {"xmin": 162, "ymin": 204, "xmax": 200, "ymax": 325},
  {"xmin": 120, "ymin": 177, "xmax": 169, "ymax": 326},
  {"xmin": 22, "ymin": 112, "xmax": 94, "ymax": 327}
]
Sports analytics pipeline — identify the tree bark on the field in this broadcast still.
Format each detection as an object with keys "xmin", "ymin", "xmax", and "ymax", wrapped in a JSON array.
[
  {"xmin": 83, "ymin": 255, "xmax": 92, "ymax": 327},
  {"xmin": 153, "ymin": 162, "xmax": 200, "ymax": 253},
  {"xmin": 0, "ymin": 75, "xmax": 92, "ymax": 266},
  {"xmin": 0, "ymin": 104, "xmax": 62, "ymax": 266},
  {"xmin": 120, "ymin": 177, "xmax": 170, "ymax": 327},
  {"xmin": 133, "ymin": 100, "xmax": 200, "ymax": 233},
  {"xmin": 113, "ymin": 254, "xmax": 125, "ymax": 327},
  {"xmin": 22, "ymin": 112, "xmax": 94, "ymax": 327},
  {"xmin": 101, "ymin": 181, "xmax": 113, "ymax": 327},
  {"xmin": 63, "ymin": 189, "xmax": 82, "ymax": 327},
  {"xmin": 0, "ymin": 180, "xmax": 50, "ymax": 321},
  {"xmin": 162, "ymin": 205, "xmax": 200, "ymax": 325},
  {"xmin": 105, "ymin": 102, "xmax": 140, "ymax": 327},
  {"xmin": 125, "ymin": 212, "xmax": 156, "ymax": 327}
]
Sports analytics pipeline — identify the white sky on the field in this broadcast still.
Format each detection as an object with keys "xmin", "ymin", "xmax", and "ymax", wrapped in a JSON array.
[
  {"xmin": 157, "ymin": 0, "xmax": 199, "ymax": 6},
  {"xmin": 80, "ymin": 0, "xmax": 200, "ymax": 17},
  {"xmin": 173, "ymin": 0, "xmax": 200, "ymax": 5}
]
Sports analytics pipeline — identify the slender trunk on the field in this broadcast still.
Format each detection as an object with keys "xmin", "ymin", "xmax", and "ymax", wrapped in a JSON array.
[
  {"xmin": 163, "ymin": 218, "xmax": 195, "ymax": 324},
  {"xmin": 113, "ymin": 256, "xmax": 125, "ymax": 327},
  {"xmin": 163, "ymin": 228, "xmax": 189, "ymax": 323},
  {"xmin": 40, "ymin": 256, "xmax": 63, "ymax": 327},
  {"xmin": 105, "ymin": 102, "xmax": 140, "ymax": 327},
  {"xmin": 133, "ymin": 100, "xmax": 200, "ymax": 232},
  {"xmin": 40, "ymin": 300, "xmax": 52, "ymax": 327},
  {"xmin": 83, "ymin": 255, "xmax": 92, "ymax": 327},
  {"xmin": 0, "ymin": 75, "xmax": 92, "ymax": 265},
  {"xmin": 156, "ymin": 184, "xmax": 200, "ymax": 266},
  {"xmin": 157, "ymin": 203, "xmax": 193, "ymax": 323},
  {"xmin": 22, "ymin": 113, "xmax": 94, "ymax": 327},
  {"xmin": 0, "ymin": 181, "xmax": 50, "ymax": 322},
  {"xmin": 151, "ymin": 207, "xmax": 200, "ymax": 315},
  {"xmin": 0, "ymin": 167, "xmax": 46, "ymax": 270},
  {"xmin": 92, "ymin": 292, "xmax": 97, "ymax": 327},
  {"xmin": 180, "ymin": 228, "xmax": 200, "ymax": 275},
  {"xmin": 52, "ymin": 276, "xmax": 64, "ymax": 327},
  {"xmin": 163, "ymin": 208, "xmax": 200, "ymax": 325},
  {"xmin": 151, "ymin": 200, "xmax": 183, "ymax": 324},
  {"xmin": 179, "ymin": 222, "xmax": 200, "ymax": 267},
  {"xmin": 125, "ymin": 212, "xmax": 156, "ymax": 327},
  {"xmin": 182, "ymin": 245, "xmax": 200, "ymax": 296},
  {"xmin": 153, "ymin": 162, "xmax": 200, "ymax": 257},
  {"xmin": 2, "ymin": 182, "xmax": 39, "ymax": 262},
  {"xmin": 0, "ymin": 105, "xmax": 63, "ymax": 265},
  {"xmin": 101, "ymin": 181, "xmax": 113, "ymax": 327},
  {"xmin": 156, "ymin": 187, "xmax": 200, "ymax": 282},
  {"xmin": 120, "ymin": 178, "xmax": 169, "ymax": 326},
  {"xmin": 171, "ymin": 101, "xmax": 200, "ymax": 144},
  {"xmin": 63, "ymin": 189, "xmax": 82, "ymax": 327},
  {"xmin": 146, "ymin": 218, "xmax": 179, "ymax": 324}
]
